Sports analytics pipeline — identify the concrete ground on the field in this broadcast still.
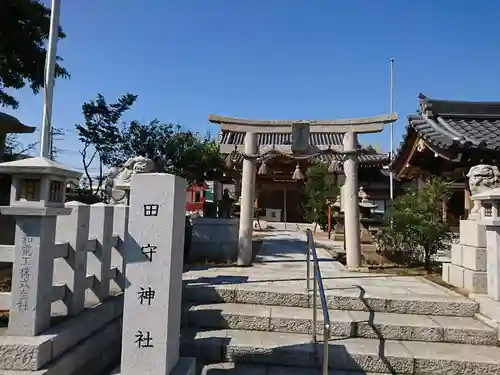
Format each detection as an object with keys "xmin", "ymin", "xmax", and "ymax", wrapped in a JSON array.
[{"xmin": 184, "ymin": 230, "xmax": 463, "ymax": 299}]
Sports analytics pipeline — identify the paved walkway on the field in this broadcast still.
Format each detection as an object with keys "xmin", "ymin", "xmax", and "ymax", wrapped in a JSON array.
[{"xmin": 184, "ymin": 231, "xmax": 468, "ymax": 301}]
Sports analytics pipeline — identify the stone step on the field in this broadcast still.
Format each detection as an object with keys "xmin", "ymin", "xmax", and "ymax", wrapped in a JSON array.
[
  {"xmin": 183, "ymin": 283, "xmax": 479, "ymax": 317},
  {"xmin": 185, "ymin": 303, "xmax": 498, "ymax": 345},
  {"xmin": 181, "ymin": 329, "xmax": 500, "ymax": 374},
  {"xmin": 199, "ymin": 362, "xmax": 392, "ymax": 374}
]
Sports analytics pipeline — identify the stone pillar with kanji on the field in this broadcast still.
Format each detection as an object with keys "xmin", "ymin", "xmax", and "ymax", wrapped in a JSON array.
[
  {"xmin": 0, "ymin": 156, "xmax": 81, "ymax": 335},
  {"xmin": 120, "ymin": 173, "xmax": 195, "ymax": 375}
]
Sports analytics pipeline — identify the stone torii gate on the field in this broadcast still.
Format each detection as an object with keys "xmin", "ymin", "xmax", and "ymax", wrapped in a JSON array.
[{"xmin": 209, "ymin": 113, "xmax": 398, "ymax": 269}]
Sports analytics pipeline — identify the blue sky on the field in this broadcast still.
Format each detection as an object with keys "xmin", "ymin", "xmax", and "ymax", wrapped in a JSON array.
[{"xmin": 4, "ymin": 0, "xmax": 500, "ymax": 173}]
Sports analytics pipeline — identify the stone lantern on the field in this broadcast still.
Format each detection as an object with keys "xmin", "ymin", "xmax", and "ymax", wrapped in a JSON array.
[
  {"xmin": 471, "ymin": 187, "xmax": 500, "ymax": 301},
  {"xmin": 0, "ymin": 156, "xmax": 81, "ymax": 213},
  {"xmin": 0, "ymin": 156, "xmax": 81, "ymax": 336},
  {"xmin": 358, "ymin": 186, "xmax": 378, "ymax": 218}
]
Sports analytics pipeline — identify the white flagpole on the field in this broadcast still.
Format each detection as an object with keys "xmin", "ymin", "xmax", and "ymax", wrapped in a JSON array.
[
  {"xmin": 389, "ymin": 58, "xmax": 395, "ymax": 201},
  {"xmin": 40, "ymin": 0, "xmax": 61, "ymax": 158}
]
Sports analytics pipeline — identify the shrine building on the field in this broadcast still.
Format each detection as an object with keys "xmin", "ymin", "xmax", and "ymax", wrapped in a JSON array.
[
  {"xmin": 391, "ymin": 93, "xmax": 500, "ymax": 227},
  {"xmin": 210, "ymin": 114, "xmax": 396, "ymax": 223}
]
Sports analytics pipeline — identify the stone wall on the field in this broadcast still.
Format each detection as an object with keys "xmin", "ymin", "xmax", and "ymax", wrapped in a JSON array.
[{"xmin": 443, "ymin": 220, "xmax": 487, "ymax": 293}]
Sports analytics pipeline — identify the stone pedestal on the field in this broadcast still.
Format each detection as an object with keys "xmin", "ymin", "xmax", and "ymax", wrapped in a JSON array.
[
  {"xmin": 485, "ymin": 225, "xmax": 500, "ymax": 301},
  {"xmin": 237, "ymin": 132, "xmax": 257, "ymax": 266},
  {"xmin": 121, "ymin": 173, "xmax": 192, "ymax": 375},
  {"xmin": 190, "ymin": 217, "xmax": 239, "ymax": 262},
  {"xmin": 463, "ymin": 186, "xmax": 500, "ymax": 301},
  {"xmin": 443, "ymin": 220, "xmax": 487, "ymax": 293}
]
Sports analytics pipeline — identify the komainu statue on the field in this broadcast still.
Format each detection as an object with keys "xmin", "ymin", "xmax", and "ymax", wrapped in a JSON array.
[
  {"xmin": 467, "ymin": 164, "xmax": 500, "ymax": 218},
  {"xmin": 104, "ymin": 156, "xmax": 156, "ymax": 204}
]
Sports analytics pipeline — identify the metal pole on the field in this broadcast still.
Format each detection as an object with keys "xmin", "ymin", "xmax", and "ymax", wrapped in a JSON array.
[
  {"xmin": 327, "ymin": 205, "xmax": 331, "ymax": 239},
  {"xmin": 40, "ymin": 0, "xmax": 61, "ymax": 158},
  {"xmin": 284, "ymin": 187, "xmax": 287, "ymax": 230},
  {"xmin": 323, "ymin": 324, "xmax": 330, "ymax": 375},
  {"xmin": 312, "ymin": 265, "xmax": 317, "ymax": 343},
  {"xmin": 389, "ymin": 58, "xmax": 395, "ymax": 201},
  {"xmin": 306, "ymin": 229, "xmax": 312, "ymax": 293}
]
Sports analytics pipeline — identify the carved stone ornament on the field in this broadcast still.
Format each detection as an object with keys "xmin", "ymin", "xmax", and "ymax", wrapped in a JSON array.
[
  {"xmin": 467, "ymin": 164, "xmax": 500, "ymax": 218},
  {"xmin": 104, "ymin": 156, "xmax": 156, "ymax": 204}
]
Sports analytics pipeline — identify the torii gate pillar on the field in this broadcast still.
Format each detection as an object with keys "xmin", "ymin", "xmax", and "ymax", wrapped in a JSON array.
[
  {"xmin": 343, "ymin": 131, "xmax": 361, "ymax": 269},
  {"xmin": 238, "ymin": 132, "xmax": 257, "ymax": 266}
]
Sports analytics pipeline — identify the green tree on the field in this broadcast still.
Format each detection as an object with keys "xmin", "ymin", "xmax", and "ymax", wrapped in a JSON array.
[
  {"xmin": 76, "ymin": 93, "xmax": 222, "ymax": 201},
  {"xmin": 0, "ymin": 0, "xmax": 69, "ymax": 109},
  {"xmin": 376, "ymin": 177, "xmax": 452, "ymax": 269},
  {"xmin": 114, "ymin": 120, "xmax": 221, "ymax": 183},
  {"xmin": 75, "ymin": 93, "xmax": 137, "ymax": 194},
  {"xmin": 303, "ymin": 163, "xmax": 339, "ymax": 231}
]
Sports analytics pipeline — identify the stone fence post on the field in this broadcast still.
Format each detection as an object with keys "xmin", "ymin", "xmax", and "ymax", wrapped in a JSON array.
[
  {"xmin": 87, "ymin": 202, "xmax": 114, "ymax": 303},
  {"xmin": 54, "ymin": 201, "xmax": 90, "ymax": 316},
  {"xmin": 111, "ymin": 203, "xmax": 129, "ymax": 292},
  {"xmin": 472, "ymin": 187, "xmax": 500, "ymax": 301}
]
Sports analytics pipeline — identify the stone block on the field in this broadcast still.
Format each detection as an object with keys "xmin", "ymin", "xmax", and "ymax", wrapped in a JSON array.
[
  {"xmin": 170, "ymin": 357, "xmax": 196, "ymax": 375},
  {"xmin": 450, "ymin": 244, "xmax": 462, "ymax": 266},
  {"xmin": 0, "ymin": 295, "xmax": 122, "ymax": 371},
  {"xmin": 442, "ymin": 262, "xmax": 450, "ymax": 283},
  {"xmin": 463, "ymin": 269, "xmax": 487, "ymax": 293},
  {"xmin": 430, "ymin": 315, "xmax": 497, "ymax": 346},
  {"xmin": 449, "ymin": 264, "xmax": 465, "ymax": 288},
  {"xmin": 405, "ymin": 340, "xmax": 500, "ymax": 375},
  {"xmin": 45, "ymin": 319, "xmax": 121, "ymax": 375},
  {"xmin": 223, "ymin": 330, "xmax": 315, "ymax": 368},
  {"xmin": 462, "ymin": 245, "xmax": 487, "ymax": 272},
  {"xmin": 183, "ymin": 284, "xmax": 236, "ymax": 304},
  {"xmin": 0, "ymin": 335, "xmax": 53, "ymax": 370},
  {"xmin": 471, "ymin": 293, "xmax": 500, "ymax": 340},
  {"xmin": 460, "ymin": 220, "xmax": 486, "ymax": 248},
  {"xmin": 351, "ymin": 310, "xmax": 442, "ymax": 343},
  {"xmin": 236, "ymin": 289, "xmax": 310, "ymax": 308},
  {"xmin": 190, "ymin": 218, "xmax": 239, "ymax": 262},
  {"xmin": 199, "ymin": 363, "xmax": 267, "ymax": 375},
  {"xmin": 485, "ymin": 226, "xmax": 500, "ymax": 301},
  {"xmin": 188, "ymin": 303, "xmax": 271, "ymax": 332},
  {"xmin": 113, "ymin": 357, "xmax": 196, "ymax": 375},
  {"xmin": 180, "ymin": 330, "xmax": 228, "ymax": 362},
  {"xmin": 49, "ymin": 294, "xmax": 122, "ymax": 358}
]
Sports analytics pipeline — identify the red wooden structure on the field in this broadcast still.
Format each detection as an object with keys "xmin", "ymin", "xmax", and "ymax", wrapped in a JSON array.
[{"xmin": 186, "ymin": 183, "xmax": 208, "ymax": 211}]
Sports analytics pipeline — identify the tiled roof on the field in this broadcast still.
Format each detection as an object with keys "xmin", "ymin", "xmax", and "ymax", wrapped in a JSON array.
[
  {"xmin": 396, "ymin": 94, "xmax": 500, "ymax": 155},
  {"xmin": 219, "ymin": 131, "xmax": 344, "ymax": 146}
]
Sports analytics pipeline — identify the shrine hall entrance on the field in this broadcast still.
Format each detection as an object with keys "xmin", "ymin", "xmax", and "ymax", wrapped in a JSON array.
[{"xmin": 257, "ymin": 182, "xmax": 306, "ymax": 223}]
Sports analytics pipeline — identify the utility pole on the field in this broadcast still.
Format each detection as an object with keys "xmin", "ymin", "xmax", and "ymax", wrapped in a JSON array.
[
  {"xmin": 40, "ymin": 0, "xmax": 61, "ymax": 158},
  {"xmin": 389, "ymin": 58, "xmax": 395, "ymax": 201}
]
